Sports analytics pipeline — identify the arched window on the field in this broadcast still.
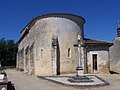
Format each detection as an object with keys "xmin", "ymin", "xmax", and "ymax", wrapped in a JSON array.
[{"xmin": 68, "ymin": 48, "xmax": 71, "ymax": 58}]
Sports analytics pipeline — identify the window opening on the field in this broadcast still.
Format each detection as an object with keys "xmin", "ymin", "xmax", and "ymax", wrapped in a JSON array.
[
  {"xmin": 68, "ymin": 48, "xmax": 71, "ymax": 57},
  {"xmin": 41, "ymin": 49, "xmax": 43, "ymax": 58}
]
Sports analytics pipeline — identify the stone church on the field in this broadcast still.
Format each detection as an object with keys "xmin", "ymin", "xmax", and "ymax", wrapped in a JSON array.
[{"xmin": 17, "ymin": 13, "xmax": 113, "ymax": 76}]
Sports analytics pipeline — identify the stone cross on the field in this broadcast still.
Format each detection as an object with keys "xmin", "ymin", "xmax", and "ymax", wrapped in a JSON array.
[{"xmin": 73, "ymin": 34, "xmax": 83, "ymax": 76}]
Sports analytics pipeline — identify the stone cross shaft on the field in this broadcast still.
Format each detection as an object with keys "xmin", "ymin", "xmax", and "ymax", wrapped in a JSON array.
[{"xmin": 74, "ymin": 34, "xmax": 83, "ymax": 76}]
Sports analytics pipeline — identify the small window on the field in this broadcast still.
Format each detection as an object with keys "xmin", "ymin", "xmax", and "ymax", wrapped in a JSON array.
[
  {"xmin": 68, "ymin": 48, "xmax": 71, "ymax": 58},
  {"xmin": 41, "ymin": 49, "xmax": 43, "ymax": 58}
]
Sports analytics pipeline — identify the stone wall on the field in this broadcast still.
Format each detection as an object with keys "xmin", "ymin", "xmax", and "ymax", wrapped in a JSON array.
[{"xmin": 109, "ymin": 38, "xmax": 120, "ymax": 73}]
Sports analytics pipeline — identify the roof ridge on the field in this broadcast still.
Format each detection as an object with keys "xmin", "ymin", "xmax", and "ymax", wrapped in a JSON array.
[{"xmin": 84, "ymin": 38, "xmax": 112, "ymax": 43}]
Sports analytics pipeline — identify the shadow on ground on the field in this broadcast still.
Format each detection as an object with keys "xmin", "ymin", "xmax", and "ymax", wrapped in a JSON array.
[
  {"xmin": 7, "ymin": 81, "xmax": 15, "ymax": 90},
  {"xmin": 110, "ymin": 71, "xmax": 119, "ymax": 74}
]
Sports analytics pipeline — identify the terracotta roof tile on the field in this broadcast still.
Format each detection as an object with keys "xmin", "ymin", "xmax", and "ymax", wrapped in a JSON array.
[{"xmin": 83, "ymin": 38, "xmax": 113, "ymax": 46}]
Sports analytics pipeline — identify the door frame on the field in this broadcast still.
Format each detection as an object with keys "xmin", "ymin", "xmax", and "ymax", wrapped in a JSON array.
[
  {"xmin": 92, "ymin": 54, "xmax": 98, "ymax": 73},
  {"xmin": 90, "ymin": 52, "xmax": 98, "ymax": 74}
]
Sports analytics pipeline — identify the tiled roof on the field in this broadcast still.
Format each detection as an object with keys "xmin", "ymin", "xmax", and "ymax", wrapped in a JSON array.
[{"xmin": 83, "ymin": 38, "xmax": 113, "ymax": 46}]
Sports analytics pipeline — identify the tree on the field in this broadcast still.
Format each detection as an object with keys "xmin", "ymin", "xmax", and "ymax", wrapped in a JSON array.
[{"xmin": 0, "ymin": 38, "xmax": 18, "ymax": 66}]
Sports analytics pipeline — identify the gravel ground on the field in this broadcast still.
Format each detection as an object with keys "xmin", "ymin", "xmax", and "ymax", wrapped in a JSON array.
[{"xmin": 5, "ymin": 69, "xmax": 120, "ymax": 90}]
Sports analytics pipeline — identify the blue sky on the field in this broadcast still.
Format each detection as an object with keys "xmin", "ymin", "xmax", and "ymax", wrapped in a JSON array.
[{"xmin": 0, "ymin": 0, "xmax": 120, "ymax": 42}]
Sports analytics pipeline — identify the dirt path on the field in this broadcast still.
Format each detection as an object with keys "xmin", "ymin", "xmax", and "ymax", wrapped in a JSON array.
[{"xmin": 5, "ymin": 69, "xmax": 120, "ymax": 90}]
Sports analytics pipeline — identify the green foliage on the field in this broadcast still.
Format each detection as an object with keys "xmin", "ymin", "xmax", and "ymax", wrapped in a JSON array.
[{"xmin": 0, "ymin": 38, "xmax": 18, "ymax": 66}]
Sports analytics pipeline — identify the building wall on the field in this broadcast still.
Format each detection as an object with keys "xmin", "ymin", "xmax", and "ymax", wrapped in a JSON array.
[
  {"xmin": 17, "ymin": 17, "xmax": 84, "ymax": 76},
  {"xmin": 86, "ymin": 46, "xmax": 110, "ymax": 74},
  {"xmin": 109, "ymin": 38, "xmax": 120, "ymax": 73},
  {"xmin": 17, "ymin": 25, "xmax": 36, "ymax": 74}
]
